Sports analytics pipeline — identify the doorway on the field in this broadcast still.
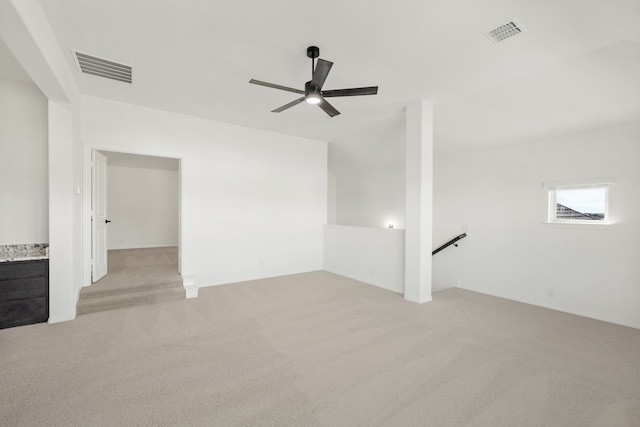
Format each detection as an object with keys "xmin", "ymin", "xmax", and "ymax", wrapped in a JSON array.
[{"xmin": 82, "ymin": 149, "xmax": 183, "ymax": 314}]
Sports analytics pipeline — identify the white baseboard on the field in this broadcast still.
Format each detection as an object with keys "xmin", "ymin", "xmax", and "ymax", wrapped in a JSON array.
[
  {"xmin": 404, "ymin": 295, "xmax": 433, "ymax": 304},
  {"xmin": 323, "ymin": 268, "xmax": 403, "ymax": 294},
  {"xmin": 48, "ymin": 313, "xmax": 76, "ymax": 324},
  {"xmin": 459, "ymin": 286, "xmax": 640, "ymax": 330},
  {"xmin": 182, "ymin": 275, "xmax": 198, "ymax": 299}
]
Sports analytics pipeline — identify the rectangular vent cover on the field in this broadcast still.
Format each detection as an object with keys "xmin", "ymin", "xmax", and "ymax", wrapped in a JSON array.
[
  {"xmin": 484, "ymin": 20, "xmax": 523, "ymax": 43},
  {"xmin": 74, "ymin": 51, "xmax": 132, "ymax": 83}
]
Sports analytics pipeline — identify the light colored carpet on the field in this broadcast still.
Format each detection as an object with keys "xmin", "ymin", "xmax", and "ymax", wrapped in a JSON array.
[
  {"xmin": 77, "ymin": 247, "xmax": 184, "ymax": 315},
  {"xmin": 1, "ymin": 271, "xmax": 639, "ymax": 426}
]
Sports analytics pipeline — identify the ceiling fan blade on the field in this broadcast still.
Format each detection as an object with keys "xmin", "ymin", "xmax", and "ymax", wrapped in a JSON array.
[
  {"xmin": 271, "ymin": 97, "xmax": 305, "ymax": 113},
  {"xmin": 310, "ymin": 59, "xmax": 333, "ymax": 90},
  {"xmin": 318, "ymin": 98, "xmax": 340, "ymax": 117},
  {"xmin": 322, "ymin": 86, "xmax": 378, "ymax": 97},
  {"xmin": 249, "ymin": 79, "xmax": 305, "ymax": 95}
]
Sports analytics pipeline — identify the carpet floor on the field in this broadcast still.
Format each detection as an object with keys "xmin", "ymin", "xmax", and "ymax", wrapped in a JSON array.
[
  {"xmin": 1, "ymin": 271, "xmax": 639, "ymax": 426},
  {"xmin": 77, "ymin": 247, "xmax": 184, "ymax": 315}
]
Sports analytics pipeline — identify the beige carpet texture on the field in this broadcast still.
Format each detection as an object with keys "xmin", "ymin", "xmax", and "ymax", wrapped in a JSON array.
[
  {"xmin": 77, "ymin": 247, "xmax": 184, "ymax": 315},
  {"xmin": 1, "ymin": 271, "xmax": 639, "ymax": 426}
]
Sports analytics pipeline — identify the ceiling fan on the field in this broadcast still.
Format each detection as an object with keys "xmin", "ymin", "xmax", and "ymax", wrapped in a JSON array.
[{"xmin": 249, "ymin": 46, "xmax": 378, "ymax": 117}]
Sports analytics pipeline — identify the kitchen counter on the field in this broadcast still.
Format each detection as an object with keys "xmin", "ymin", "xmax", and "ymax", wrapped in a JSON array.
[{"xmin": 0, "ymin": 244, "xmax": 49, "ymax": 262}]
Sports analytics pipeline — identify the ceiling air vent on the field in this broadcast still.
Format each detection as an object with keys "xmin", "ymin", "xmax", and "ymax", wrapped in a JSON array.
[
  {"xmin": 73, "ymin": 51, "xmax": 132, "ymax": 83},
  {"xmin": 484, "ymin": 20, "xmax": 523, "ymax": 44}
]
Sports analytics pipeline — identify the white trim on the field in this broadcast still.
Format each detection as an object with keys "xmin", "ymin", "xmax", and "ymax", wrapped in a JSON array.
[
  {"xmin": 458, "ymin": 286, "xmax": 640, "ymax": 330},
  {"xmin": 82, "ymin": 145, "xmax": 93, "ymax": 287},
  {"xmin": 404, "ymin": 294, "xmax": 433, "ymax": 304},
  {"xmin": 82, "ymin": 144, "xmax": 185, "ymax": 290},
  {"xmin": 543, "ymin": 222, "xmax": 612, "ymax": 230},
  {"xmin": 323, "ymin": 224, "xmax": 406, "ymax": 234},
  {"xmin": 48, "ymin": 313, "xmax": 76, "ymax": 324},
  {"xmin": 182, "ymin": 275, "xmax": 198, "ymax": 299},
  {"xmin": 323, "ymin": 268, "xmax": 403, "ymax": 295},
  {"xmin": 547, "ymin": 184, "xmax": 609, "ymax": 224},
  {"xmin": 542, "ymin": 176, "xmax": 616, "ymax": 188}
]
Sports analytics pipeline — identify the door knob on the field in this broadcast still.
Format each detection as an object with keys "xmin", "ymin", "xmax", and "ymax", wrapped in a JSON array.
[{"xmin": 105, "ymin": 219, "xmax": 112, "ymax": 224}]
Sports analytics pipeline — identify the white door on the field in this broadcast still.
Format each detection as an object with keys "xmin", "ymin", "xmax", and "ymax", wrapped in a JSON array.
[{"xmin": 92, "ymin": 150, "xmax": 108, "ymax": 282}]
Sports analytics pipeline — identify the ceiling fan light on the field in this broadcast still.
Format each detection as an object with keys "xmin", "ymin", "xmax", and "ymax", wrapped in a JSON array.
[{"xmin": 305, "ymin": 93, "xmax": 322, "ymax": 104}]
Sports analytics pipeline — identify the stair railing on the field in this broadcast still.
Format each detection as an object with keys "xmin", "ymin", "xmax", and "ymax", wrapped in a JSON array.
[{"xmin": 432, "ymin": 233, "xmax": 467, "ymax": 256}]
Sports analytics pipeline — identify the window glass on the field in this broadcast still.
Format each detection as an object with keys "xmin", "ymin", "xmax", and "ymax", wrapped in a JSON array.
[
  {"xmin": 549, "ymin": 186, "xmax": 608, "ymax": 223},
  {"xmin": 555, "ymin": 187, "xmax": 606, "ymax": 221}
]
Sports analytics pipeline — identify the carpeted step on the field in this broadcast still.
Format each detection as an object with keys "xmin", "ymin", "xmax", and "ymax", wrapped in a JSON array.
[
  {"xmin": 77, "ymin": 285, "xmax": 185, "ymax": 315},
  {"xmin": 80, "ymin": 273, "xmax": 183, "ymax": 298},
  {"xmin": 78, "ymin": 247, "xmax": 184, "ymax": 315},
  {"xmin": 108, "ymin": 247, "xmax": 179, "ymax": 270}
]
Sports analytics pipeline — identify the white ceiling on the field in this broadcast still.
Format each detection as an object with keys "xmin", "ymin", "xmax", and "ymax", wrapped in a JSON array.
[{"xmin": 5, "ymin": 0, "xmax": 640, "ymax": 157}]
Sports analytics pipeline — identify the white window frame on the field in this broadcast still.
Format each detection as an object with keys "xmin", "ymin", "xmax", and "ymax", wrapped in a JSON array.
[{"xmin": 543, "ymin": 177, "xmax": 615, "ymax": 226}]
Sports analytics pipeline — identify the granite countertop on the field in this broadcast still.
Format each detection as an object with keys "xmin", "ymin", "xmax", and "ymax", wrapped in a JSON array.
[{"xmin": 0, "ymin": 244, "xmax": 49, "ymax": 262}]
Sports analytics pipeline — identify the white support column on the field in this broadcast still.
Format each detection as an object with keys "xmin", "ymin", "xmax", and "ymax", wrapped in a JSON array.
[
  {"xmin": 48, "ymin": 101, "xmax": 77, "ymax": 322},
  {"xmin": 404, "ymin": 100, "xmax": 434, "ymax": 304}
]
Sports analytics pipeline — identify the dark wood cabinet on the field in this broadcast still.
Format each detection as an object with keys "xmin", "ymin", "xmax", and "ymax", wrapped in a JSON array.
[{"xmin": 0, "ymin": 260, "xmax": 49, "ymax": 329}]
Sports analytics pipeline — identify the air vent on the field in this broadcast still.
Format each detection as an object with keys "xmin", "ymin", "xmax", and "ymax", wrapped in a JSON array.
[
  {"xmin": 484, "ymin": 20, "xmax": 523, "ymax": 44},
  {"xmin": 73, "ymin": 51, "xmax": 132, "ymax": 83}
]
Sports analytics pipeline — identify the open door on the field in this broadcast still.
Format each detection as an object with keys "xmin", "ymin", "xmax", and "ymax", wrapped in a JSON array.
[{"xmin": 92, "ymin": 150, "xmax": 108, "ymax": 282}]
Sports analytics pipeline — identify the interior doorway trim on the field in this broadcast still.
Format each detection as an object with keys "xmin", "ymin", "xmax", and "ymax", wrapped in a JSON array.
[{"xmin": 82, "ymin": 146, "xmax": 190, "ymax": 296}]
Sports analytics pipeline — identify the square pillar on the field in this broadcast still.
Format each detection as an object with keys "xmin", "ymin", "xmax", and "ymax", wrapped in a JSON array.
[
  {"xmin": 48, "ymin": 101, "xmax": 77, "ymax": 322},
  {"xmin": 404, "ymin": 100, "xmax": 433, "ymax": 303}
]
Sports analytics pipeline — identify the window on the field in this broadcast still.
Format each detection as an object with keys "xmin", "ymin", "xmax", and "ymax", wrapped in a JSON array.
[{"xmin": 544, "ymin": 178, "xmax": 614, "ymax": 225}]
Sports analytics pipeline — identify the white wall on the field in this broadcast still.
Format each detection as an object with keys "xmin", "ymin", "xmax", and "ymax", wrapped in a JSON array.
[
  {"xmin": 329, "ymin": 134, "xmax": 406, "ymax": 229},
  {"xmin": 327, "ymin": 169, "xmax": 337, "ymax": 224},
  {"xmin": 0, "ymin": 78, "xmax": 48, "ymax": 245},
  {"xmin": 323, "ymin": 225, "xmax": 405, "ymax": 294},
  {"xmin": 106, "ymin": 163, "xmax": 179, "ymax": 250},
  {"xmin": 2, "ymin": 0, "xmax": 84, "ymax": 323},
  {"xmin": 82, "ymin": 96, "xmax": 327, "ymax": 288},
  {"xmin": 433, "ymin": 122, "xmax": 640, "ymax": 328},
  {"xmin": 49, "ymin": 100, "xmax": 81, "ymax": 323}
]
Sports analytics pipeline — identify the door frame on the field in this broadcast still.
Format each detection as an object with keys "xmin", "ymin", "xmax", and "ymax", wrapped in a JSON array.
[
  {"xmin": 91, "ymin": 150, "xmax": 108, "ymax": 282},
  {"xmin": 82, "ymin": 146, "xmax": 183, "ymax": 287}
]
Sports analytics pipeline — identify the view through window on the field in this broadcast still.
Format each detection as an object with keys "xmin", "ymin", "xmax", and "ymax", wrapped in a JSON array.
[{"xmin": 553, "ymin": 187, "xmax": 607, "ymax": 222}]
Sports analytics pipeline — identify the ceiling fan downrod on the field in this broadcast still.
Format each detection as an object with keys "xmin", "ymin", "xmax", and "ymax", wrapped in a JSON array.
[{"xmin": 307, "ymin": 45, "xmax": 320, "ymax": 78}]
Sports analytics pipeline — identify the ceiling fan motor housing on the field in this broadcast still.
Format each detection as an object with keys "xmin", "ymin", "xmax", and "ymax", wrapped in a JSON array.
[{"xmin": 307, "ymin": 46, "xmax": 320, "ymax": 59}]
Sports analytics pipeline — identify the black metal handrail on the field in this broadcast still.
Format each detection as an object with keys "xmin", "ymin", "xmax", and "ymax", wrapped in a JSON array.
[{"xmin": 432, "ymin": 233, "xmax": 467, "ymax": 256}]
